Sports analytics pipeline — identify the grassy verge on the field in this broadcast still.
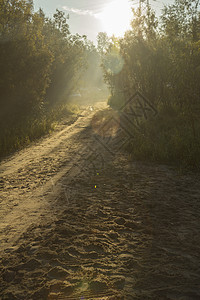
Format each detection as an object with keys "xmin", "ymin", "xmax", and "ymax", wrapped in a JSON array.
[
  {"xmin": 107, "ymin": 94, "xmax": 200, "ymax": 171},
  {"xmin": 0, "ymin": 103, "xmax": 79, "ymax": 160},
  {"xmin": 124, "ymin": 105, "xmax": 200, "ymax": 171}
]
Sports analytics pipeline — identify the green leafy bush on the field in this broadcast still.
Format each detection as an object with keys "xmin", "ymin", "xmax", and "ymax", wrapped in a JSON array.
[{"xmin": 126, "ymin": 105, "xmax": 200, "ymax": 170}]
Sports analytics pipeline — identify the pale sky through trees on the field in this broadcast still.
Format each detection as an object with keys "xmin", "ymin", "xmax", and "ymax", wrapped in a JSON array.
[{"xmin": 33, "ymin": 0, "xmax": 174, "ymax": 43}]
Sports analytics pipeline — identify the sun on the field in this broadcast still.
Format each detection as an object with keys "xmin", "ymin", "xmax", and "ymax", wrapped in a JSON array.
[{"xmin": 97, "ymin": 0, "xmax": 132, "ymax": 37}]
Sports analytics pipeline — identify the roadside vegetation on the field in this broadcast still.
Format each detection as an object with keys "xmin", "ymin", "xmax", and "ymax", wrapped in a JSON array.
[
  {"xmin": 0, "ymin": 0, "xmax": 105, "ymax": 159},
  {"xmin": 98, "ymin": 0, "xmax": 200, "ymax": 170}
]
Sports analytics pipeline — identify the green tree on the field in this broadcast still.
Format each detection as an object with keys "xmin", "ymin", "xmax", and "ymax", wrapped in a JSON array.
[
  {"xmin": 97, "ymin": 32, "xmax": 110, "ymax": 56},
  {"xmin": 0, "ymin": 0, "xmax": 52, "ymax": 124}
]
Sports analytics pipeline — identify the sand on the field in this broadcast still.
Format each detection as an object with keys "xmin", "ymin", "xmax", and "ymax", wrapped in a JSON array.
[{"xmin": 0, "ymin": 103, "xmax": 200, "ymax": 299}]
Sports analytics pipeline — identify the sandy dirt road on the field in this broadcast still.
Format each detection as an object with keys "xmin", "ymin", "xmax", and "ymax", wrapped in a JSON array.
[{"xmin": 0, "ymin": 102, "xmax": 200, "ymax": 299}]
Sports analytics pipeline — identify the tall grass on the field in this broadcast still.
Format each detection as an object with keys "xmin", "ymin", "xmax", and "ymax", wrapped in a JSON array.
[
  {"xmin": 0, "ymin": 103, "xmax": 79, "ymax": 160},
  {"xmin": 124, "ymin": 105, "xmax": 200, "ymax": 171}
]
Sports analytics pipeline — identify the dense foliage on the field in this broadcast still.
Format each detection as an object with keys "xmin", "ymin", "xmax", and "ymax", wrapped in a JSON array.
[
  {"xmin": 100, "ymin": 0, "xmax": 200, "ymax": 170},
  {"xmin": 0, "ymin": 0, "xmax": 99, "ymax": 157}
]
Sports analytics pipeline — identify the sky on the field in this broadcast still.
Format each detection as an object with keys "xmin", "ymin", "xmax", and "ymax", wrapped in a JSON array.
[{"xmin": 33, "ymin": 0, "xmax": 174, "ymax": 43}]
